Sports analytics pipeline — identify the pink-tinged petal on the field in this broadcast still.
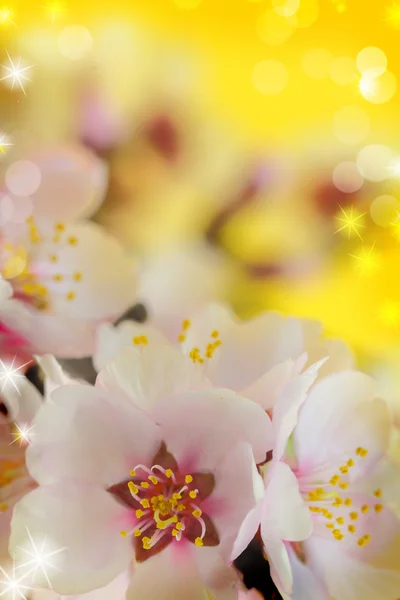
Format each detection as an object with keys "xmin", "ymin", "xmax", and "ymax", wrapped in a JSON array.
[
  {"xmin": 262, "ymin": 462, "xmax": 312, "ymax": 544},
  {"xmin": 27, "ymin": 384, "xmax": 161, "ymax": 487},
  {"xmin": 97, "ymin": 344, "xmax": 207, "ymax": 412},
  {"xmin": 230, "ymin": 502, "xmax": 263, "ymax": 562},
  {"xmin": 203, "ymin": 444, "xmax": 262, "ymax": 561},
  {"xmin": 264, "ymin": 538, "xmax": 292, "ymax": 594},
  {"xmin": 238, "ymin": 590, "xmax": 263, "ymax": 600},
  {"xmin": 29, "ymin": 221, "xmax": 136, "ymax": 321},
  {"xmin": 240, "ymin": 359, "xmax": 300, "ymax": 411},
  {"xmin": 27, "ymin": 145, "xmax": 108, "ymax": 221},
  {"xmin": 181, "ymin": 303, "xmax": 236, "ymax": 359},
  {"xmin": 9, "ymin": 484, "xmax": 132, "ymax": 594},
  {"xmin": 304, "ymin": 535, "xmax": 400, "ymax": 600},
  {"xmin": 210, "ymin": 313, "xmax": 306, "ymax": 391},
  {"xmin": 272, "ymin": 370, "xmax": 319, "ymax": 461},
  {"xmin": 154, "ymin": 389, "xmax": 273, "ymax": 471},
  {"xmin": 35, "ymin": 355, "xmax": 76, "ymax": 396},
  {"xmin": 93, "ymin": 322, "xmax": 169, "ymax": 372},
  {"xmin": 280, "ymin": 545, "xmax": 330, "ymax": 600},
  {"xmin": 2, "ymin": 377, "xmax": 42, "ymax": 424},
  {"xmin": 300, "ymin": 319, "xmax": 354, "ymax": 377},
  {"xmin": 32, "ymin": 570, "xmax": 130, "ymax": 599},
  {"xmin": 195, "ymin": 546, "xmax": 240, "ymax": 599},
  {"xmin": 294, "ymin": 372, "xmax": 391, "ymax": 474},
  {"xmin": 126, "ymin": 545, "xmax": 206, "ymax": 600},
  {"xmin": 0, "ymin": 299, "xmax": 97, "ymax": 358}
]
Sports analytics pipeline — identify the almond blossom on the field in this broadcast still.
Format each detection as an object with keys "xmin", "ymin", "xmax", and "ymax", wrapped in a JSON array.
[{"xmin": 9, "ymin": 341, "xmax": 274, "ymax": 599}]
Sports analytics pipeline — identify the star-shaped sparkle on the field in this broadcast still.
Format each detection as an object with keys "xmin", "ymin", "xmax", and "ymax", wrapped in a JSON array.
[
  {"xmin": 349, "ymin": 243, "xmax": 381, "ymax": 277},
  {"xmin": 15, "ymin": 529, "xmax": 65, "ymax": 590},
  {"xmin": 335, "ymin": 205, "xmax": 367, "ymax": 240},
  {"xmin": 0, "ymin": 357, "xmax": 32, "ymax": 394},
  {"xmin": 10, "ymin": 423, "xmax": 35, "ymax": 447},
  {"xmin": 0, "ymin": 52, "xmax": 33, "ymax": 95},
  {"xmin": 0, "ymin": 562, "xmax": 34, "ymax": 600},
  {"xmin": 0, "ymin": 132, "xmax": 12, "ymax": 156}
]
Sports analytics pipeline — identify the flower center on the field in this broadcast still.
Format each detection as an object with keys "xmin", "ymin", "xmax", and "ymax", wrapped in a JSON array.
[
  {"xmin": 177, "ymin": 319, "xmax": 222, "ymax": 363},
  {"xmin": 0, "ymin": 218, "xmax": 83, "ymax": 310},
  {"xmin": 116, "ymin": 462, "xmax": 217, "ymax": 554},
  {"xmin": 300, "ymin": 446, "xmax": 385, "ymax": 548}
]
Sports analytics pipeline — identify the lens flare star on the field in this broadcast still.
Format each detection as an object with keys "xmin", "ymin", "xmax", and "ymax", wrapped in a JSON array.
[
  {"xmin": 349, "ymin": 243, "xmax": 381, "ymax": 277},
  {"xmin": 0, "ymin": 52, "xmax": 33, "ymax": 96},
  {"xmin": 0, "ymin": 132, "xmax": 12, "ymax": 156},
  {"xmin": 0, "ymin": 563, "xmax": 34, "ymax": 600},
  {"xmin": 15, "ymin": 529, "xmax": 65, "ymax": 590},
  {"xmin": 335, "ymin": 205, "xmax": 367, "ymax": 240},
  {"xmin": 10, "ymin": 423, "xmax": 35, "ymax": 447},
  {"xmin": 0, "ymin": 358, "xmax": 32, "ymax": 394}
]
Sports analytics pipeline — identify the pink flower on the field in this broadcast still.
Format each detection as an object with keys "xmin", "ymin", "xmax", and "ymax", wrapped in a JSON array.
[{"xmin": 9, "ymin": 347, "xmax": 273, "ymax": 599}]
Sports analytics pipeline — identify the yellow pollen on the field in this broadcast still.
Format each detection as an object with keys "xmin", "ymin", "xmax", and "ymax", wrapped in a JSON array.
[
  {"xmin": 358, "ymin": 535, "xmax": 371, "ymax": 547},
  {"xmin": 177, "ymin": 503, "xmax": 186, "ymax": 511},
  {"xmin": 340, "ymin": 466, "xmax": 349, "ymax": 474},
  {"xmin": 141, "ymin": 482, "xmax": 149, "ymax": 489},
  {"xmin": 326, "ymin": 523, "xmax": 334, "ymax": 529},
  {"xmin": 178, "ymin": 334, "xmax": 186, "ymax": 342},
  {"xmin": 135, "ymin": 509, "xmax": 145, "ymax": 518},
  {"xmin": 165, "ymin": 469, "xmax": 173, "ymax": 478},
  {"xmin": 336, "ymin": 517, "xmax": 344, "ymax": 525},
  {"xmin": 172, "ymin": 493, "xmax": 182, "ymax": 501},
  {"xmin": 142, "ymin": 537, "xmax": 151, "ymax": 550},
  {"xmin": 356, "ymin": 447, "xmax": 368, "ymax": 457},
  {"xmin": 176, "ymin": 522, "xmax": 184, "ymax": 531},
  {"xmin": 129, "ymin": 470, "xmax": 137, "ymax": 477},
  {"xmin": 339, "ymin": 482, "xmax": 349, "ymax": 489},
  {"xmin": 133, "ymin": 336, "xmax": 148, "ymax": 346},
  {"xmin": 185, "ymin": 475, "xmax": 193, "ymax": 483},
  {"xmin": 49, "ymin": 254, "xmax": 58, "ymax": 263},
  {"xmin": 192, "ymin": 509, "xmax": 202, "ymax": 518},
  {"xmin": 73, "ymin": 271, "xmax": 83, "ymax": 282},
  {"xmin": 332, "ymin": 529, "xmax": 344, "ymax": 540},
  {"xmin": 182, "ymin": 319, "xmax": 191, "ymax": 331},
  {"xmin": 0, "ymin": 503, "xmax": 8, "ymax": 512},
  {"xmin": 195, "ymin": 537, "xmax": 204, "ymax": 547},
  {"xmin": 374, "ymin": 489, "xmax": 382, "ymax": 498},
  {"xmin": 68, "ymin": 236, "xmax": 78, "ymax": 245},
  {"xmin": 344, "ymin": 498, "xmax": 352, "ymax": 507},
  {"xmin": 347, "ymin": 459, "xmax": 355, "ymax": 467},
  {"xmin": 55, "ymin": 222, "xmax": 65, "ymax": 232},
  {"xmin": 315, "ymin": 487, "xmax": 324, "ymax": 496},
  {"xmin": 134, "ymin": 529, "xmax": 142, "ymax": 537},
  {"xmin": 128, "ymin": 482, "xmax": 139, "ymax": 495},
  {"xmin": 140, "ymin": 499, "xmax": 150, "ymax": 509},
  {"xmin": 148, "ymin": 475, "xmax": 158, "ymax": 485},
  {"xmin": 52, "ymin": 274, "xmax": 63, "ymax": 282},
  {"xmin": 171, "ymin": 529, "xmax": 178, "ymax": 537},
  {"xmin": 348, "ymin": 525, "xmax": 356, "ymax": 533},
  {"xmin": 333, "ymin": 498, "xmax": 343, "ymax": 507},
  {"xmin": 189, "ymin": 490, "xmax": 198, "ymax": 499},
  {"xmin": 211, "ymin": 330, "xmax": 219, "ymax": 338},
  {"xmin": 361, "ymin": 505, "xmax": 369, "ymax": 514},
  {"xmin": 375, "ymin": 504, "xmax": 384, "ymax": 513},
  {"xmin": 330, "ymin": 475, "xmax": 340, "ymax": 486},
  {"xmin": 66, "ymin": 291, "xmax": 76, "ymax": 301},
  {"xmin": 350, "ymin": 512, "xmax": 358, "ymax": 521},
  {"xmin": 120, "ymin": 530, "xmax": 127, "ymax": 538}
]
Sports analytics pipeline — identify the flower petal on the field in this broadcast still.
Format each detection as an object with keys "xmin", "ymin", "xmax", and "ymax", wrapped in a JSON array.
[
  {"xmin": 280, "ymin": 545, "xmax": 330, "ymax": 600},
  {"xmin": 97, "ymin": 344, "xmax": 206, "ymax": 412},
  {"xmin": 154, "ymin": 389, "xmax": 273, "ymax": 471},
  {"xmin": 294, "ymin": 371, "xmax": 391, "ymax": 473},
  {"xmin": 9, "ymin": 484, "xmax": 132, "ymax": 594},
  {"xmin": 27, "ymin": 383, "xmax": 161, "ymax": 487}
]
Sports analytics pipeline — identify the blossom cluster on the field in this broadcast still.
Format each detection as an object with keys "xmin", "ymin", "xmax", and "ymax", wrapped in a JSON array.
[{"xmin": 0, "ymin": 150, "xmax": 399, "ymax": 600}]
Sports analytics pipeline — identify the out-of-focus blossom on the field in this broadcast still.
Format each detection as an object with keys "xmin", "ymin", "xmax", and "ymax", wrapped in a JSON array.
[{"xmin": 9, "ymin": 342, "xmax": 272, "ymax": 598}]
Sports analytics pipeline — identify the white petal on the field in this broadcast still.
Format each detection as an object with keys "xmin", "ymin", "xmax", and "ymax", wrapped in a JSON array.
[
  {"xmin": 27, "ymin": 383, "xmax": 161, "ymax": 487},
  {"xmin": 155, "ymin": 389, "xmax": 273, "ymax": 470},
  {"xmin": 280, "ymin": 545, "xmax": 330, "ymax": 600},
  {"xmin": 2, "ymin": 377, "xmax": 42, "ymax": 424},
  {"xmin": 264, "ymin": 538, "xmax": 293, "ymax": 594},
  {"xmin": 97, "ymin": 344, "xmax": 206, "ymax": 412},
  {"xmin": 9, "ymin": 484, "xmax": 132, "ymax": 594},
  {"xmin": 35, "ymin": 354, "xmax": 75, "ymax": 396}
]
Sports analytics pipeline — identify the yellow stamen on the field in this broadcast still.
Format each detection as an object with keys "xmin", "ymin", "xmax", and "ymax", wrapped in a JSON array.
[
  {"xmin": 135, "ymin": 509, "xmax": 145, "ymax": 518},
  {"xmin": 374, "ymin": 489, "xmax": 382, "ymax": 498},
  {"xmin": 185, "ymin": 475, "xmax": 193, "ymax": 483},
  {"xmin": 189, "ymin": 490, "xmax": 197, "ymax": 499},
  {"xmin": 148, "ymin": 475, "xmax": 158, "ymax": 485},
  {"xmin": 120, "ymin": 530, "xmax": 127, "ymax": 537},
  {"xmin": 192, "ymin": 509, "xmax": 202, "ymax": 518},
  {"xmin": 195, "ymin": 537, "xmax": 204, "ymax": 547},
  {"xmin": 361, "ymin": 505, "xmax": 369, "ymax": 514},
  {"xmin": 374, "ymin": 504, "xmax": 383, "ymax": 513}
]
